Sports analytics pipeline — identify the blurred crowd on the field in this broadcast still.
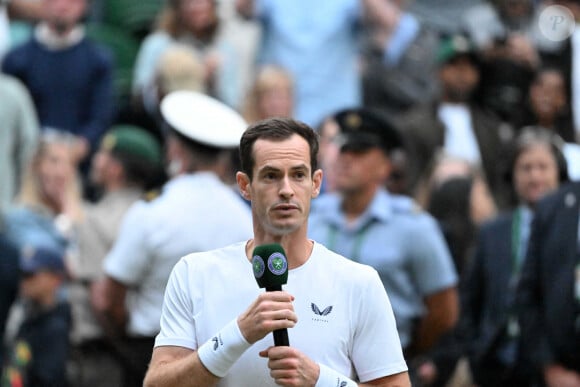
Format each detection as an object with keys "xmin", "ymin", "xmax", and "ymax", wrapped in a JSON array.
[{"xmin": 1, "ymin": 0, "xmax": 580, "ymax": 386}]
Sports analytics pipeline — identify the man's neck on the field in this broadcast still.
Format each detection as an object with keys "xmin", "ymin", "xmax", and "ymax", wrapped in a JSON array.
[
  {"xmin": 340, "ymin": 185, "xmax": 379, "ymax": 222},
  {"xmin": 35, "ymin": 22, "xmax": 84, "ymax": 50},
  {"xmin": 247, "ymin": 231, "xmax": 313, "ymax": 270}
]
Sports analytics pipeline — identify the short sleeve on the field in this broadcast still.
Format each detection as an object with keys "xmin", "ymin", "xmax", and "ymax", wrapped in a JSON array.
[
  {"xmin": 154, "ymin": 258, "xmax": 198, "ymax": 350},
  {"xmin": 351, "ymin": 268, "xmax": 408, "ymax": 381},
  {"xmin": 103, "ymin": 201, "xmax": 150, "ymax": 285},
  {"xmin": 407, "ymin": 214, "xmax": 458, "ymax": 295}
]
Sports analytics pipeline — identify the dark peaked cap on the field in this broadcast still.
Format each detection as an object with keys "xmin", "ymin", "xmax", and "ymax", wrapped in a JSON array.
[{"xmin": 332, "ymin": 108, "xmax": 404, "ymax": 154}]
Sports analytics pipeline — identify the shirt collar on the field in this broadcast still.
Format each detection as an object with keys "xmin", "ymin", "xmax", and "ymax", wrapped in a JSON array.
[
  {"xmin": 35, "ymin": 22, "xmax": 85, "ymax": 50},
  {"xmin": 314, "ymin": 188, "xmax": 394, "ymax": 231}
]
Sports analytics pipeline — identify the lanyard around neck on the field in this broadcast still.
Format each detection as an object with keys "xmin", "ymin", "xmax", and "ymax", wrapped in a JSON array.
[{"xmin": 326, "ymin": 219, "xmax": 375, "ymax": 263}]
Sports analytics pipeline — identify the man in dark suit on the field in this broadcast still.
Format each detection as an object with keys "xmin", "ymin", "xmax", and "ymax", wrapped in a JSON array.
[
  {"xmin": 517, "ymin": 181, "xmax": 580, "ymax": 386},
  {"xmin": 460, "ymin": 127, "xmax": 568, "ymax": 387}
]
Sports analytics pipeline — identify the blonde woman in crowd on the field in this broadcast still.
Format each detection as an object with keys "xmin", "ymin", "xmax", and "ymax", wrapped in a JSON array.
[
  {"xmin": 3, "ymin": 129, "xmax": 84, "ymax": 256},
  {"xmin": 242, "ymin": 64, "xmax": 294, "ymax": 124}
]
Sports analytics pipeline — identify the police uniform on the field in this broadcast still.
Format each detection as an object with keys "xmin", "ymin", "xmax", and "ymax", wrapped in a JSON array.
[
  {"xmin": 309, "ymin": 188, "xmax": 457, "ymax": 349},
  {"xmin": 308, "ymin": 108, "xmax": 458, "ymax": 352}
]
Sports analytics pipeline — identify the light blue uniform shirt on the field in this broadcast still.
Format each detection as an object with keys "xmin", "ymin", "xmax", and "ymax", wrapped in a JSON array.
[
  {"xmin": 255, "ymin": 0, "xmax": 362, "ymax": 126},
  {"xmin": 308, "ymin": 188, "xmax": 458, "ymax": 348}
]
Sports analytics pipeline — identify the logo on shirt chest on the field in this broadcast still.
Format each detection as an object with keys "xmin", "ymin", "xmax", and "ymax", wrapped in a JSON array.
[{"xmin": 311, "ymin": 303, "xmax": 333, "ymax": 322}]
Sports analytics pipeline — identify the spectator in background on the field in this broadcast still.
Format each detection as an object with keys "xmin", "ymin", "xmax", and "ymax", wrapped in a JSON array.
[
  {"xmin": 516, "ymin": 181, "xmax": 580, "ymax": 384},
  {"xmin": 518, "ymin": 67, "xmax": 574, "ymax": 142},
  {"xmin": 425, "ymin": 159, "xmax": 497, "ymax": 275},
  {"xmin": 236, "ymin": 0, "xmax": 404, "ymax": 127},
  {"xmin": 361, "ymin": 0, "xmax": 439, "ymax": 119},
  {"xmin": 0, "ymin": 72, "xmax": 39, "ymax": 210},
  {"xmin": 242, "ymin": 64, "xmax": 294, "ymax": 124},
  {"xmin": 515, "ymin": 66, "xmax": 580, "ymax": 180},
  {"xmin": 132, "ymin": 0, "xmax": 247, "ymax": 115},
  {"xmin": 91, "ymin": 91, "xmax": 253, "ymax": 387},
  {"xmin": 541, "ymin": 0, "xmax": 580, "ymax": 143},
  {"xmin": 462, "ymin": 0, "xmax": 549, "ymax": 126},
  {"xmin": 400, "ymin": 33, "xmax": 513, "ymax": 210},
  {"xmin": 3, "ymin": 129, "xmax": 83, "ymax": 256},
  {"xmin": 316, "ymin": 113, "xmax": 342, "ymax": 194},
  {"xmin": 0, "ymin": 0, "xmax": 45, "ymax": 59},
  {"xmin": 308, "ymin": 108, "xmax": 459, "ymax": 380},
  {"xmin": 1, "ymin": 0, "xmax": 114, "ymax": 178},
  {"xmin": 66, "ymin": 125, "xmax": 164, "ymax": 387},
  {"xmin": 129, "ymin": 43, "xmax": 206, "ymax": 143},
  {"xmin": 1, "ymin": 247, "xmax": 71, "ymax": 387},
  {"xmin": 461, "ymin": 127, "xmax": 567, "ymax": 386}
]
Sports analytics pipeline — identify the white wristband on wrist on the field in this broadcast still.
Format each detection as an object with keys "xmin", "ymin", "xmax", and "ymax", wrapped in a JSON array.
[
  {"xmin": 316, "ymin": 363, "xmax": 358, "ymax": 387},
  {"xmin": 197, "ymin": 318, "xmax": 251, "ymax": 377}
]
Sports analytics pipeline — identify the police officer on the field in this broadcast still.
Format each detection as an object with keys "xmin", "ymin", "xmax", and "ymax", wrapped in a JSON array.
[
  {"xmin": 92, "ymin": 91, "xmax": 253, "ymax": 387},
  {"xmin": 308, "ymin": 108, "xmax": 459, "ymax": 367}
]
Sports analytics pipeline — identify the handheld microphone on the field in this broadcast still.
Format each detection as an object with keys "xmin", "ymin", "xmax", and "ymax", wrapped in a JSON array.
[{"xmin": 252, "ymin": 243, "xmax": 290, "ymax": 346}]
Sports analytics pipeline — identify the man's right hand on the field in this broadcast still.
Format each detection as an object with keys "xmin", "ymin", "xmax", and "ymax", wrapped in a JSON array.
[{"xmin": 237, "ymin": 291, "xmax": 297, "ymax": 344}]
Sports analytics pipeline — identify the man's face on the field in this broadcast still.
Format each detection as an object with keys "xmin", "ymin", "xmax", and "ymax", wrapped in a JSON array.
[
  {"xmin": 514, "ymin": 143, "xmax": 560, "ymax": 206},
  {"xmin": 333, "ymin": 147, "xmax": 391, "ymax": 195},
  {"xmin": 44, "ymin": 0, "xmax": 87, "ymax": 33},
  {"xmin": 439, "ymin": 56, "xmax": 480, "ymax": 102},
  {"xmin": 238, "ymin": 134, "xmax": 322, "ymax": 237},
  {"xmin": 89, "ymin": 149, "xmax": 117, "ymax": 187}
]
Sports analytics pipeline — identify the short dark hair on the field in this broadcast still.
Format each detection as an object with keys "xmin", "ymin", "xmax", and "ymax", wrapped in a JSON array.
[{"xmin": 239, "ymin": 117, "xmax": 319, "ymax": 180}]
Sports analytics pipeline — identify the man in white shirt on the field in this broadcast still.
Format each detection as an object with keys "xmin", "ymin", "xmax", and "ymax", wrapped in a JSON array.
[{"xmin": 144, "ymin": 117, "xmax": 410, "ymax": 386}]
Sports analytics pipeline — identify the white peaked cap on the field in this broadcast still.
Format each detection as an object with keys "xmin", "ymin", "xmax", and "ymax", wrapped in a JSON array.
[{"xmin": 160, "ymin": 90, "xmax": 247, "ymax": 148}]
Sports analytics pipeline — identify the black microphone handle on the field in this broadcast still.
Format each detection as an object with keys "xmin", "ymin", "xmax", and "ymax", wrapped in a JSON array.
[
  {"xmin": 265, "ymin": 285, "xmax": 290, "ymax": 346},
  {"xmin": 273, "ymin": 328, "xmax": 289, "ymax": 346}
]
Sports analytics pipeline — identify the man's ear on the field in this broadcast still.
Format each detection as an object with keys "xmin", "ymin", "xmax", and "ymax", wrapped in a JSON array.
[
  {"xmin": 312, "ymin": 169, "xmax": 323, "ymax": 198},
  {"xmin": 236, "ymin": 171, "xmax": 251, "ymax": 200}
]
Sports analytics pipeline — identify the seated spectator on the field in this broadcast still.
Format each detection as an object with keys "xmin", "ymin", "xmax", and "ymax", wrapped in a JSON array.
[
  {"xmin": 242, "ymin": 65, "xmax": 294, "ymax": 124},
  {"xmin": 519, "ymin": 67, "xmax": 574, "ymax": 142},
  {"xmin": 3, "ymin": 129, "xmax": 83, "ymax": 256},
  {"xmin": 462, "ymin": 0, "xmax": 549, "ymax": 126},
  {"xmin": 400, "ymin": 33, "xmax": 513, "ymax": 210},
  {"xmin": 1, "ymin": 246, "xmax": 71, "ymax": 387},
  {"xmin": 541, "ymin": 0, "xmax": 580, "ymax": 142},
  {"xmin": 127, "ymin": 43, "xmax": 206, "ymax": 143},
  {"xmin": 416, "ymin": 153, "xmax": 497, "ymax": 226},
  {"xmin": 1, "ymin": 0, "xmax": 115, "ymax": 177},
  {"xmin": 132, "ymin": 0, "xmax": 247, "ymax": 114}
]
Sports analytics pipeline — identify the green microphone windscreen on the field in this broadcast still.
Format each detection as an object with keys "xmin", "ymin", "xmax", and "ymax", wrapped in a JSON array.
[{"xmin": 252, "ymin": 243, "xmax": 288, "ymax": 290}]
